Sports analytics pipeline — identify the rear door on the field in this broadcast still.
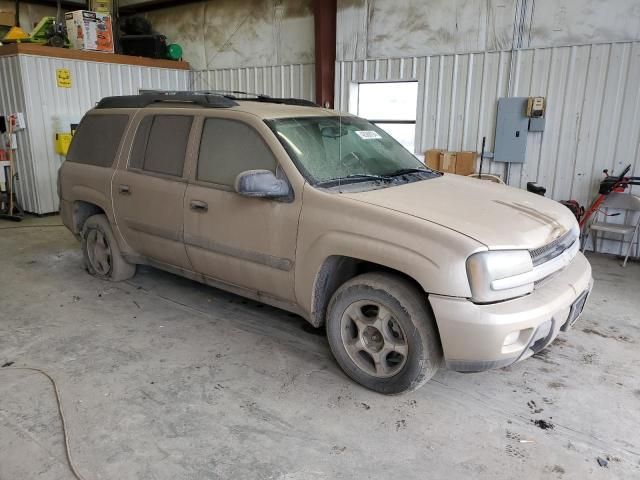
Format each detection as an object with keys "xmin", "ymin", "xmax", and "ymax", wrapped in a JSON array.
[{"xmin": 112, "ymin": 111, "xmax": 196, "ymax": 269}]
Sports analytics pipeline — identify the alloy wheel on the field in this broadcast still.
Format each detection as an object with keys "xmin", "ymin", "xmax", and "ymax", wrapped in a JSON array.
[
  {"xmin": 86, "ymin": 228, "xmax": 112, "ymax": 276},
  {"xmin": 340, "ymin": 300, "xmax": 409, "ymax": 378}
]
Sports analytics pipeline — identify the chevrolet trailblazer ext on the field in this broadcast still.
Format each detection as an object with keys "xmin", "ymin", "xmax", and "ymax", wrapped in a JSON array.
[{"xmin": 59, "ymin": 93, "xmax": 593, "ymax": 394}]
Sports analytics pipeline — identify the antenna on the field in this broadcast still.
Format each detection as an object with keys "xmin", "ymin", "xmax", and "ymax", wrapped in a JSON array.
[{"xmin": 338, "ymin": 106, "xmax": 343, "ymax": 192}]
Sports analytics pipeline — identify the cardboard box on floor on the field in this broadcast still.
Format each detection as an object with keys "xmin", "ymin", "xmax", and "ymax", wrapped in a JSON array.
[{"xmin": 424, "ymin": 149, "xmax": 476, "ymax": 176}]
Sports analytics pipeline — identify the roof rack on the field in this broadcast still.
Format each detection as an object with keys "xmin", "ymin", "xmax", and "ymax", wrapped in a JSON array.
[
  {"xmin": 96, "ymin": 93, "xmax": 238, "ymax": 109},
  {"xmin": 139, "ymin": 90, "xmax": 320, "ymax": 108},
  {"xmin": 140, "ymin": 89, "xmax": 262, "ymax": 98},
  {"xmin": 251, "ymin": 97, "xmax": 319, "ymax": 107}
]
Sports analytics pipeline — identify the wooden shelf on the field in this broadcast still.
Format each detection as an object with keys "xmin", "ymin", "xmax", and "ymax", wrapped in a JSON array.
[{"xmin": 0, "ymin": 43, "xmax": 189, "ymax": 70}]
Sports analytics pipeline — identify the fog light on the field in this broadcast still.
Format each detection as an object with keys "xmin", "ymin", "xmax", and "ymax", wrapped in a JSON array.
[{"xmin": 503, "ymin": 331, "xmax": 521, "ymax": 347}]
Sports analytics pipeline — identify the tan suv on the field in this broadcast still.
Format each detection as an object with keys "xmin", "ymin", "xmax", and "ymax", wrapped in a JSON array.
[{"xmin": 59, "ymin": 92, "xmax": 593, "ymax": 394}]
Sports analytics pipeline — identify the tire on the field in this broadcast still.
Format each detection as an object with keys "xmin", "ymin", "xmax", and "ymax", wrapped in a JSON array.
[
  {"xmin": 326, "ymin": 272, "xmax": 442, "ymax": 394},
  {"xmin": 81, "ymin": 214, "xmax": 136, "ymax": 282}
]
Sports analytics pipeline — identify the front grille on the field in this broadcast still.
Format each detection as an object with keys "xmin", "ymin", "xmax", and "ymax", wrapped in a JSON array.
[{"xmin": 529, "ymin": 229, "xmax": 577, "ymax": 267}]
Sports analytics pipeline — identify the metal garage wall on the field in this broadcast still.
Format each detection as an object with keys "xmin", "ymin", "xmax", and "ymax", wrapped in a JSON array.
[
  {"xmin": 191, "ymin": 64, "xmax": 315, "ymax": 101},
  {"xmin": 335, "ymin": 41, "xmax": 640, "ymax": 254},
  {"xmin": 3, "ymin": 54, "xmax": 189, "ymax": 214},
  {"xmin": 0, "ymin": 56, "xmax": 37, "ymax": 211}
]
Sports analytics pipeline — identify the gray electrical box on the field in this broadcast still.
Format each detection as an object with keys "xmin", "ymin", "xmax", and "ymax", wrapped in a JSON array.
[
  {"xmin": 494, "ymin": 97, "xmax": 529, "ymax": 163},
  {"xmin": 528, "ymin": 116, "xmax": 546, "ymax": 132}
]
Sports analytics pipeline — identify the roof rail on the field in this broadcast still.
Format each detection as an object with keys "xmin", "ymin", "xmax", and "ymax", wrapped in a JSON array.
[
  {"xmin": 96, "ymin": 93, "xmax": 238, "ymax": 109},
  {"xmin": 250, "ymin": 97, "xmax": 319, "ymax": 107},
  {"xmin": 140, "ymin": 89, "xmax": 267, "ymax": 98},
  {"xmin": 139, "ymin": 89, "xmax": 320, "ymax": 108}
]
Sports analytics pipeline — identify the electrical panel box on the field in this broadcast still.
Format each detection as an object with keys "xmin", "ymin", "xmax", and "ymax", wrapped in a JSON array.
[
  {"xmin": 494, "ymin": 97, "xmax": 529, "ymax": 163},
  {"xmin": 528, "ymin": 116, "xmax": 546, "ymax": 132}
]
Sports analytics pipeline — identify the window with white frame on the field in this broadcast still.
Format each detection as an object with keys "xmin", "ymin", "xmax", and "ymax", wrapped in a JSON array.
[{"xmin": 356, "ymin": 81, "xmax": 418, "ymax": 153}]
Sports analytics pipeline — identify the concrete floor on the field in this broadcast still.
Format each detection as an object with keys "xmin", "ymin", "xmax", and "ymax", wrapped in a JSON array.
[{"xmin": 1, "ymin": 216, "xmax": 639, "ymax": 480}]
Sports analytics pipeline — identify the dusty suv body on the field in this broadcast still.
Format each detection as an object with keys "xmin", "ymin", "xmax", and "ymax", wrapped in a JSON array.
[{"xmin": 59, "ymin": 93, "xmax": 593, "ymax": 394}]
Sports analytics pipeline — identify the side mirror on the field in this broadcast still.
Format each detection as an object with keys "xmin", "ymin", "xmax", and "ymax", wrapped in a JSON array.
[{"xmin": 235, "ymin": 169, "xmax": 291, "ymax": 199}]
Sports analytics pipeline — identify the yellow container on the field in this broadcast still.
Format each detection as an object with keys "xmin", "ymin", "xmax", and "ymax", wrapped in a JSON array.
[{"xmin": 55, "ymin": 133, "xmax": 73, "ymax": 155}]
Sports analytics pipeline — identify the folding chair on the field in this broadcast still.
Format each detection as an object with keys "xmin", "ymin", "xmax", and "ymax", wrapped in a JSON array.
[{"xmin": 582, "ymin": 192, "xmax": 640, "ymax": 267}]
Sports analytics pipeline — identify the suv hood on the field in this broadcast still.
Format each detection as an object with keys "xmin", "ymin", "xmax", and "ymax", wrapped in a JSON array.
[{"xmin": 342, "ymin": 174, "xmax": 576, "ymax": 250}]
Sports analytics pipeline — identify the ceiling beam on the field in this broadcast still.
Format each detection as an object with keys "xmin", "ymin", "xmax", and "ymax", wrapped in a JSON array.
[
  {"xmin": 15, "ymin": 0, "xmax": 87, "ymax": 10},
  {"xmin": 118, "ymin": 0, "xmax": 205, "ymax": 14},
  {"xmin": 14, "ymin": 0, "xmax": 205, "ymax": 15}
]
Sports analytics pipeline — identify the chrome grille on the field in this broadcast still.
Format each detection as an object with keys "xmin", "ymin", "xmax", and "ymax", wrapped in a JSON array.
[{"xmin": 529, "ymin": 229, "xmax": 578, "ymax": 267}]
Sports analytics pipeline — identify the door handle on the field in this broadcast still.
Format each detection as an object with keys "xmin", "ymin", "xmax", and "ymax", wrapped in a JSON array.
[
  {"xmin": 190, "ymin": 200, "xmax": 208, "ymax": 212},
  {"xmin": 118, "ymin": 184, "xmax": 131, "ymax": 194}
]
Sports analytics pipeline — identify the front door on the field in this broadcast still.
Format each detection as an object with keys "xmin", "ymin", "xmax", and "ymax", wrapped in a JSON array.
[
  {"xmin": 183, "ymin": 116, "xmax": 302, "ymax": 302},
  {"xmin": 112, "ymin": 112, "xmax": 195, "ymax": 269}
]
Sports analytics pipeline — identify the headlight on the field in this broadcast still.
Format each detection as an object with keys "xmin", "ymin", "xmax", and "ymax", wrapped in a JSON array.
[{"xmin": 466, "ymin": 250, "xmax": 533, "ymax": 303}]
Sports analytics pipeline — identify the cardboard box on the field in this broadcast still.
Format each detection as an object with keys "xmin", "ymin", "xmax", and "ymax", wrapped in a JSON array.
[
  {"xmin": 90, "ymin": 1, "xmax": 112, "ymax": 14},
  {"xmin": 454, "ymin": 151, "xmax": 476, "ymax": 175},
  {"xmin": 65, "ymin": 10, "xmax": 113, "ymax": 53},
  {"xmin": 439, "ymin": 152, "xmax": 457, "ymax": 172},
  {"xmin": 0, "ymin": 10, "xmax": 14, "ymax": 26},
  {"xmin": 425, "ymin": 149, "xmax": 444, "ymax": 170},
  {"xmin": 428, "ymin": 150, "xmax": 477, "ymax": 175}
]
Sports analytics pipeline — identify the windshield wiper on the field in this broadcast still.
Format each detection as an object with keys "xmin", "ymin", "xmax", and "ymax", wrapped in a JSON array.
[
  {"xmin": 385, "ymin": 168, "xmax": 432, "ymax": 177},
  {"xmin": 316, "ymin": 173, "xmax": 392, "ymax": 187},
  {"xmin": 345, "ymin": 173, "xmax": 392, "ymax": 181}
]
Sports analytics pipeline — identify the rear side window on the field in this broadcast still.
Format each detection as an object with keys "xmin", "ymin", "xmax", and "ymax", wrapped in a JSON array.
[
  {"xmin": 67, "ymin": 114, "xmax": 129, "ymax": 167},
  {"xmin": 197, "ymin": 118, "xmax": 277, "ymax": 186},
  {"xmin": 129, "ymin": 115, "xmax": 193, "ymax": 177}
]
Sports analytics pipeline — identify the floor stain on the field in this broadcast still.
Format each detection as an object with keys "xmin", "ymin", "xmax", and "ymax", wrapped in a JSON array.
[
  {"xmin": 505, "ymin": 444, "xmax": 526, "ymax": 459},
  {"xmin": 532, "ymin": 419, "xmax": 555, "ymax": 430},
  {"xmin": 582, "ymin": 327, "xmax": 634, "ymax": 343},
  {"xmin": 527, "ymin": 400, "xmax": 544, "ymax": 414}
]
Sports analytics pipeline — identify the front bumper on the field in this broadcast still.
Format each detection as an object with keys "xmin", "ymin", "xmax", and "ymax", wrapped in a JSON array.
[{"xmin": 429, "ymin": 252, "xmax": 593, "ymax": 372}]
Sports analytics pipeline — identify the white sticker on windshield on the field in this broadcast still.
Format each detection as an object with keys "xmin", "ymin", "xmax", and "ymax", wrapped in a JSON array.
[{"xmin": 355, "ymin": 130, "xmax": 382, "ymax": 140}]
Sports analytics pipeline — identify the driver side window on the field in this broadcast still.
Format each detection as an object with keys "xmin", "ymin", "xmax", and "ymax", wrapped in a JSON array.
[{"xmin": 197, "ymin": 118, "xmax": 277, "ymax": 186}]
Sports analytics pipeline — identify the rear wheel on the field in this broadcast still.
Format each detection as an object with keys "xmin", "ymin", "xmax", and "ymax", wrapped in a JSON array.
[
  {"xmin": 82, "ymin": 214, "xmax": 135, "ymax": 282},
  {"xmin": 326, "ymin": 273, "xmax": 442, "ymax": 394}
]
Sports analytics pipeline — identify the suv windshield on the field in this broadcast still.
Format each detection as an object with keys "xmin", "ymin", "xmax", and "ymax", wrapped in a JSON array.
[{"xmin": 266, "ymin": 116, "xmax": 439, "ymax": 187}]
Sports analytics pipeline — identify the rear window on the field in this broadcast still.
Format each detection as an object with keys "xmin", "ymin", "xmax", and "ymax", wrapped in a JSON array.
[
  {"xmin": 129, "ymin": 115, "xmax": 193, "ymax": 177},
  {"xmin": 66, "ymin": 114, "xmax": 129, "ymax": 167}
]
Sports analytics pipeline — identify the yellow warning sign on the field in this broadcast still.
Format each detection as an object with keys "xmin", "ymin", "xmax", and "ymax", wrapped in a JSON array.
[{"xmin": 56, "ymin": 68, "xmax": 72, "ymax": 88}]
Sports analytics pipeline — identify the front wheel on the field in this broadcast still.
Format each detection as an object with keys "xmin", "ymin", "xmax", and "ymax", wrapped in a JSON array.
[
  {"xmin": 81, "ymin": 214, "xmax": 136, "ymax": 282},
  {"xmin": 326, "ymin": 273, "xmax": 442, "ymax": 394}
]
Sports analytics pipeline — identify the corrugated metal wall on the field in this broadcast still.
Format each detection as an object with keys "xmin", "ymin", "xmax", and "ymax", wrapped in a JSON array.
[
  {"xmin": 191, "ymin": 64, "xmax": 315, "ymax": 100},
  {"xmin": 336, "ymin": 41, "xmax": 640, "ymax": 203},
  {"xmin": 0, "ymin": 54, "xmax": 189, "ymax": 214},
  {"xmin": 0, "ymin": 56, "xmax": 36, "ymax": 211},
  {"xmin": 335, "ymin": 41, "xmax": 640, "ymax": 254}
]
